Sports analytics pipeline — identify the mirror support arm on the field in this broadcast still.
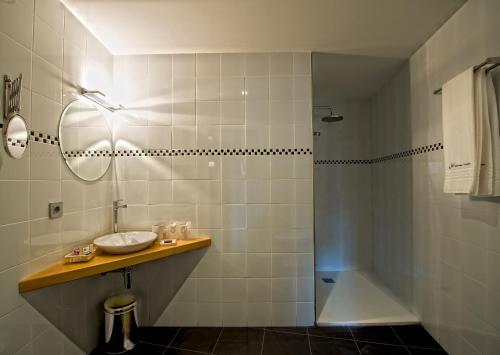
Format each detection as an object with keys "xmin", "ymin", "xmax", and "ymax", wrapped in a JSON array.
[{"xmin": 3, "ymin": 74, "xmax": 28, "ymax": 159}]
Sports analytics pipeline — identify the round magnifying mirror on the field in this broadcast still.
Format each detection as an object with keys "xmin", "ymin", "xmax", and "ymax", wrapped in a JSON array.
[
  {"xmin": 3, "ymin": 114, "xmax": 29, "ymax": 159},
  {"xmin": 59, "ymin": 99, "xmax": 113, "ymax": 181}
]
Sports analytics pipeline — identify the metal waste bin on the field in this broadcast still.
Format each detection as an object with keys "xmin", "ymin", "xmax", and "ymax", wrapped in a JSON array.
[{"xmin": 104, "ymin": 293, "xmax": 138, "ymax": 354}]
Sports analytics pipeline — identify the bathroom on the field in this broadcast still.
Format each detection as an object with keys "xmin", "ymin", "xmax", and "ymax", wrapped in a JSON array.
[{"xmin": 1, "ymin": 0, "xmax": 500, "ymax": 354}]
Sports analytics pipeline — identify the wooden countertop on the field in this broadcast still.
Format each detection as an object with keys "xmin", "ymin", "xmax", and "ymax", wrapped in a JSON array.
[{"xmin": 19, "ymin": 237, "xmax": 211, "ymax": 293}]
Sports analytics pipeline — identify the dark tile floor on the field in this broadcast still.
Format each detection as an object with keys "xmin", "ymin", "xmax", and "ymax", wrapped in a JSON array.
[{"xmin": 91, "ymin": 324, "xmax": 448, "ymax": 355}]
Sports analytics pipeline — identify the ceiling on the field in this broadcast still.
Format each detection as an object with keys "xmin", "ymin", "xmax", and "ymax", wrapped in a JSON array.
[
  {"xmin": 313, "ymin": 53, "xmax": 405, "ymax": 100},
  {"xmin": 63, "ymin": 0, "xmax": 465, "ymax": 57}
]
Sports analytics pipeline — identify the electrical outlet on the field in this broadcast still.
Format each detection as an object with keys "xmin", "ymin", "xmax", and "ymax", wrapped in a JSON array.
[{"xmin": 49, "ymin": 202, "xmax": 63, "ymax": 219}]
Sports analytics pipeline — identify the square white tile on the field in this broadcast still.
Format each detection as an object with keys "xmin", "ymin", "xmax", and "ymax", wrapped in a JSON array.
[
  {"xmin": 196, "ymin": 53, "xmax": 220, "ymax": 77},
  {"xmin": 197, "ymin": 77, "xmax": 220, "ymax": 101},
  {"xmin": 221, "ymin": 53, "xmax": 245, "ymax": 77},
  {"xmin": 221, "ymin": 101, "xmax": 245, "ymax": 125},
  {"xmin": 221, "ymin": 77, "xmax": 245, "ymax": 101},
  {"xmin": 173, "ymin": 54, "xmax": 196, "ymax": 77},
  {"xmin": 245, "ymin": 54, "xmax": 269, "ymax": 77},
  {"xmin": 197, "ymin": 101, "xmax": 220, "ymax": 125},
  {"xmin": 270, "ymin": 53, "xmax": 293, "ymax": 76}
]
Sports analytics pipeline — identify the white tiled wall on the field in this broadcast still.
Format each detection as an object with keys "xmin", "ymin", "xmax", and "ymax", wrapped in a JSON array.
[
  {"xmin": 370, "ymin": 0, "xmax": 500, "ymax": 353},
  {"xmin": 370, "ymin": 64, "xmax": 414, "ymax": 309},
  {"xmin": 112, "ymin": 52, "xmax": 314, "ymax": 327},
  {"xmin": 0, "ymin": 0, "xmax": 113, "ymax": 354},
  {"xmin": 313, "ymin": 98, "xmax": 373, "ymax": 272}
]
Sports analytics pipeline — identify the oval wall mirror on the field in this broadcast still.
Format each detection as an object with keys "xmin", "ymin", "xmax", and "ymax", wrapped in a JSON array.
[
  {"xmin": 3, "ymin": 114, "xmax": 29, "ymax": 159},
  {"xmin": 59, "ymin": 99, "xmax": 113, "ymax": 181}
]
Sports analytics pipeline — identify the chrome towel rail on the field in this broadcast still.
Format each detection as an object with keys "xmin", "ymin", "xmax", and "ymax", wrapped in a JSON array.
[
  {"xmin": 433, "ymin": 57, "xmax": 500, "ymax": 95},
  {"xmin": 80, "ymin": 87, "xmax": 124, "ymax": 112}
]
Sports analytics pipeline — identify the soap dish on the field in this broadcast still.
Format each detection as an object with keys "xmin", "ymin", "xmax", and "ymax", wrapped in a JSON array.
[
  {"xmin": 64, "ymin": 245, "xmax": 97, "ymax": 263},
  {"xmin": 160, "ymin": 239, "xmax": 177, "ymax": 247}
]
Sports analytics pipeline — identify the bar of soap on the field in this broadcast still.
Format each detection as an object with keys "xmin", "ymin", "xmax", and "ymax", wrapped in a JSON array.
[{"xmin": 160, "ymin": 239, "xmax": 177, "ymax": 246}]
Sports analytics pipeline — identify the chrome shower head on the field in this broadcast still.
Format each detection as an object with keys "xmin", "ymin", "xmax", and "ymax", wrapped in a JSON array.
[
  {"xmin": 314, "ymin": 105, "xmax": 344, "ymax": 123},
  {"xmin": 321, "ymin": 113, "xmax": 343, "ymax": 122}
]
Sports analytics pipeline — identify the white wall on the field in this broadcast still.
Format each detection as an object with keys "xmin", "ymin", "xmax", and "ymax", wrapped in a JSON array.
[
  {"xmin": 370, "ymin": 63, "xmax": 414, "ymax": 309},
  {"xmin": 313, "ymin": 98, "xmax": 372, "ymax": 272},
  {"xmin": 371, "ymin": 0, "xmax": 500, "ymax": 353},
  {"xmin": 0, "ymin": 0, "xmax": 114, "ymax": 354},
  {"xmin": 111, "ymin": 52, "xmax": 315, "ymax": 327}
]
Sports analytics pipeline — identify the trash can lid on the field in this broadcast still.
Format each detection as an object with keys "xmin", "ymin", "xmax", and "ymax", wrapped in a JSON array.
[{"xmin": 104, "ymin": 293, "xmax": 136, "ymax": 313}]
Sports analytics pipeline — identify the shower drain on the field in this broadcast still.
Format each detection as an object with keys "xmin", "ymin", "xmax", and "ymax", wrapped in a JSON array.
[{"xmin": 322, "ymin": 278, "xmax": 335, "ymax": 283}]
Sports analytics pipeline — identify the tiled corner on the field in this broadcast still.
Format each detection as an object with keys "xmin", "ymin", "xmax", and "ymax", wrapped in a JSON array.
[{"xmin": 0, "ymin": 2, "xmax": 115, "ymax": 353}]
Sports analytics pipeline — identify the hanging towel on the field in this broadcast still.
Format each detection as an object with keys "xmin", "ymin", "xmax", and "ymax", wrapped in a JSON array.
[
  {"xmin": 474, "ymin": 67, "xmax": 493, "ymax": 195},
  {"xmin": 442, "ymin": 68, "xmax": 478, "ymax": 193},
  {"xmin": 486, "ymin": 71, "xmax": 500, "ymax": 195}
]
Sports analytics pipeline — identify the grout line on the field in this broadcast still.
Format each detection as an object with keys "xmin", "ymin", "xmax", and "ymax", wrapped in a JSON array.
[
  {"xmin": 168, "ymin": 346, "xmax": 212, "ymax": 354},
  {"xmin": 0, "ymin": 31, "xmax": 33, "ymax": 65},
  {"xmin": 353, "ymin": 338, "xmax": 410, "ymax": 347},
  {"xmin": 354, "ymin": 338, "xmax": 413, "ymax": 347},
  {"xmin": 348, "ymin": 327, "xmax": 362, "ymax": 355},
  {"xmin": 139, "ymin": 339, "xmax": 168, "ymax": 347},
  {"xmin": 136, "ymin": 326, "xmax": 438, "ymax": 355},
  {"xmin": 348, "ymin": 329, "xmax": 362, "ymax": 349},
  {"xmin": 138, "ymin": 340, "xmax": 168, "ymax": 349},
  {"xmin": 390, "ymin": 326, "xmax": 410, "ymax": 352},
  {"xmin": 390, "ymin": 326, "xmax": 435, "ymax": 354},
  {"xmin": 355, "ymin": 341, "xmax": 412, "ymax": 354},
  {"xmin": 211, "ymin": 327, "xmax": 224, "ymax": 354},
  {"xmin": 307, "ymin": 333, "xmax": 355, "ymax": 341},
  {"xmin": 260, "ymin": 329, "xmax": 266, "ymax": 355},
  {"xmin": 406, "ymin": 345, "xmax": 446, "ymax": 351},
  {"xmin": 166, "ymin": 327, "xmax": 181, "ymax": 348},
  {"xmin": 306, "ymin": 327, "xmax": 312, "ymax": 355},
  {"xmin": 60, "ymin": 0, "xmax": 115, "ymax": 55},
  {"xmin": 0, "ymin": 303, "xmax": 29, "ymax": 323},
  {"xmin": 27, "ymin": 0, "xmax": 35, "ymax": 283},
  {"xmin": 12, "ymin": 325, "xmax": 56, "ymax": 355},
  {"xmin": 264, "ymin": 328, "xmax": 308, "ymax": 336}
]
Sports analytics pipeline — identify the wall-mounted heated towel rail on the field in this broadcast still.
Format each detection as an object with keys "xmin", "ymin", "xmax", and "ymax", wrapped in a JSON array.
[{"xmin": 433, "ymin": 57, "xmax": 500, "ymax": 95}]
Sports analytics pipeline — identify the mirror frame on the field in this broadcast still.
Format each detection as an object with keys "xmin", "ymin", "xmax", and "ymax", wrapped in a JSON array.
[
  {"xmin": 3, "ymin": 74, "xmax": 28, "ymax": 159},
  {"xmin": 2, "ymin": 113, "xmax": 29, "ymax": 159},
  {"xmin": 58, "ymin": 99, "xmax": 114, "ymax": 182}
]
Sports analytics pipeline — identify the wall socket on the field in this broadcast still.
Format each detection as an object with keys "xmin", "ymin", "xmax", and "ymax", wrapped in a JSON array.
[{"xmin": 49, "ymin": 202, "xmax": 63, "ymax": 219}]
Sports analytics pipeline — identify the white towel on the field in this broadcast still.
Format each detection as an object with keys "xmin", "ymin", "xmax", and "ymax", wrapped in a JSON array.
[
  {"xmin": 442, "ymin": 68, "xmax": 478, "ymax": 194},
  {"xmin": 486, "ymin": 71, "xmax": 500, "ymax": 195},
  {"xmin": 474, "ymin": 68, "xmax": 493, "ymax": 195}
]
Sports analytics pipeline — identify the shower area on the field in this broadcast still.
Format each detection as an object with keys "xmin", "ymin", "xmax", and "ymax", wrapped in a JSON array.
[{"xmin": 312, "ymin": 53, "xmax": 417, "ymax": 325}]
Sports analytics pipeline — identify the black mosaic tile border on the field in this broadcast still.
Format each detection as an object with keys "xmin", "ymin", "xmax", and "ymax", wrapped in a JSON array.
[
  {"xmin": 314, "ymin": 159, "xmax": 371, "ymax": 165},
  {"xmin": 63, "ymin": 148, "xmax": 313, "ymax": 158},
  {"xmin": 371, "ymin": 142, "xmax": 443, "ymax": 163},
  {"xmin": 0, "ymin": 122, "xmax": 59, "ymax": 146},
  {"xmin": 63, "ymin": 150, "xmax": 113, "ymax": 158},
  {"xmin": 9, "ymin": 126, "xmax": 443, "ymax": 165},
  {"xmin": 1, "ymin": 129, "xmax": 57, "ymax": 147},
  {"xmin": 314, "ymin": 142, "xmax": 443, "ymax": 165},
  {"xmin": 29, "ymin": 130, "xmax": 60, "ymax": 145}
]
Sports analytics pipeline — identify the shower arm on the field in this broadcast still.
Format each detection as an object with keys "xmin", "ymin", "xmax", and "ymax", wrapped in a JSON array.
[{"xmin": 313, "ymin": 105, "xmax": 334, "ymax": 116}]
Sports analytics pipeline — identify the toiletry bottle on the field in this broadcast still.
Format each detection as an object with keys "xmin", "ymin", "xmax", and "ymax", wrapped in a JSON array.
[{"xmin": 152, "ymin": 224, "xmax": 165, "ymax": 241}]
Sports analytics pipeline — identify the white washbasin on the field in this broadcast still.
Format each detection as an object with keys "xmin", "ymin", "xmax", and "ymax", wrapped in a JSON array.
[{"xmin": 94, "ymin": 231, "xmax": 157, "ymax": 254}]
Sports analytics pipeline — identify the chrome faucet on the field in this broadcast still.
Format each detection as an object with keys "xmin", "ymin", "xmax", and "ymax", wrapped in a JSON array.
[{"xmin": 112, "ymin": 199, "xmax": 127, "ymax": 233}]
